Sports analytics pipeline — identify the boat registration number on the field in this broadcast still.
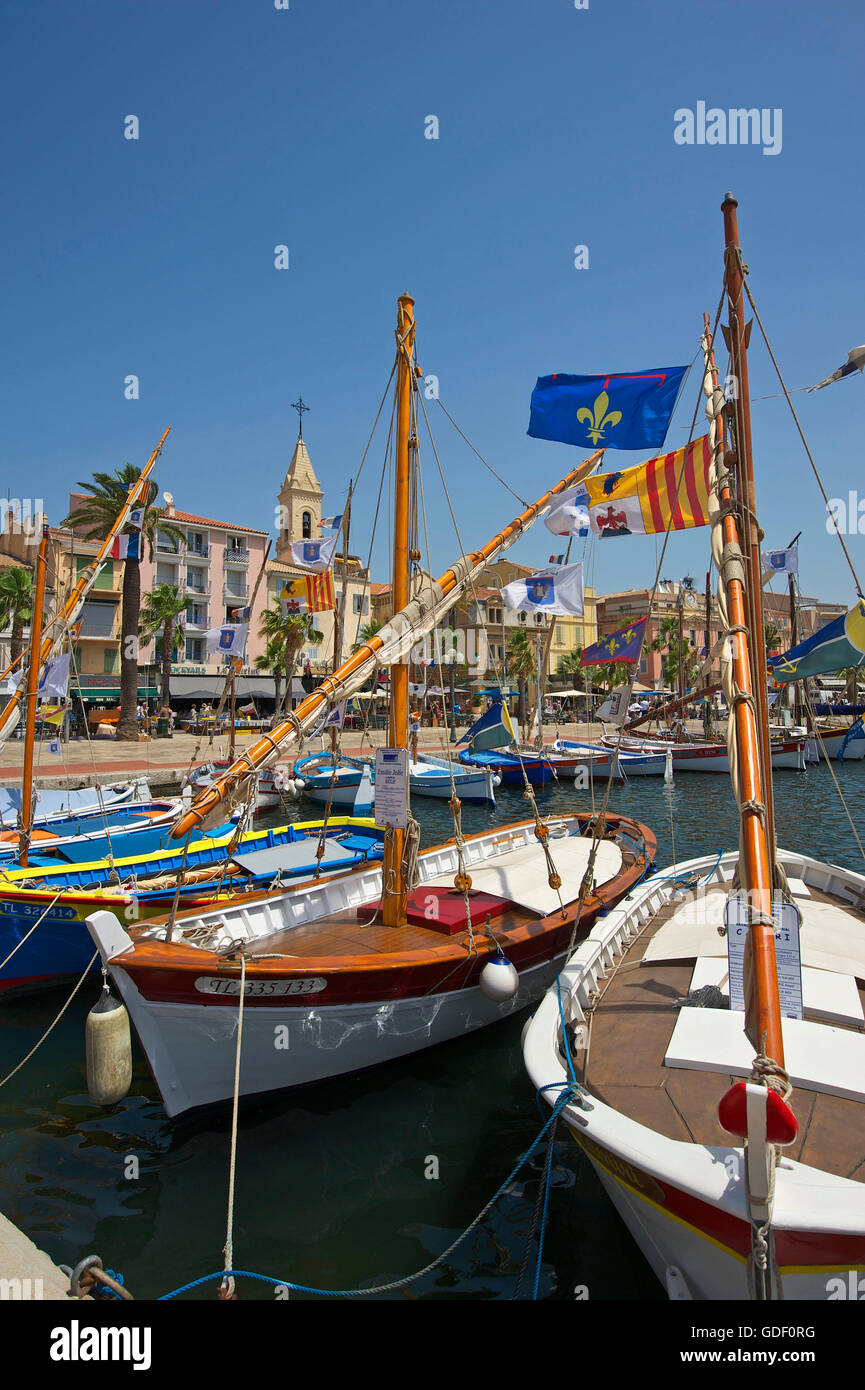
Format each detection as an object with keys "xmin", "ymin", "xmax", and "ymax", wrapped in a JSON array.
[{"xmin": 194, "ymin": 976, "xmax": 326, "ymax": 997}]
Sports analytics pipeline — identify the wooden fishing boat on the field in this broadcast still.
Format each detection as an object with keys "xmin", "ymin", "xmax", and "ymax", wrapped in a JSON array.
[
  {"xmin": 524, "ymin": 194, "xmax": 865, "ymax": 1301},
  {"xmin": 457, "ymin": 748, "xmax": 555, "ymax": 785},
  {"xmin": 86, "ymin": 292, "xmax": 658, "ymax": 1117},
  {"xmin": 552, "ymin": 739, "xmax": 664, "ymax": 778},
  {"xmin": 0, "ymin": 817, "xmax": 382, "ymax": 996},
  {"xmin": 602, "ymin": 731, "xmax": 807, "ymax": 773},
  {"xmin": 0, "ymin": 777, "xmax": 152, "ymax": 830}
]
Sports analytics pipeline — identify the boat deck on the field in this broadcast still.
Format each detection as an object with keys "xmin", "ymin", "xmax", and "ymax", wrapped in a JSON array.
[{"xmin": 573, "ymin": 886, "xmax": 865, "ymax": 1182}]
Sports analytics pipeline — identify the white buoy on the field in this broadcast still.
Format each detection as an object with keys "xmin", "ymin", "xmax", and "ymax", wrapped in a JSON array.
[
  {"xmin": 664, "ymin": 746, "xmax": 674, "ymax": 783},
  {"xmin": 479, "ymin": 954, "xmax": 519, "ymax": 1003},
  {"xmin": 86, "ymin": 988, "xmax": 132, "ymax": 1106}
]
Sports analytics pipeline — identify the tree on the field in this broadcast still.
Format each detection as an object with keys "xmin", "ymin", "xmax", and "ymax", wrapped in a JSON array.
[
  {"xmin": 557, "ymin": 648, "xmax": 584, "ymax": 678},
  {"xmin": 764, "ymin": 621, "xmax": 783, "ymax": 654},
  {"xmin": 258, "ymin": 600, "xmax": 323, "ymax": 717},
  {"xmin": 352, "ymin": 618, "xmax": 384, "ymax": 693},
  {"xmin": 589, "ymin": 660, "xmax": 634, "ymax": 693},
  {"xmin": 255, "ymin": 638, "xmax": 288, "ymax": 718},
  {"xmin": 652, "ymin": 615, "xmax": 701, "ymax": 692},
  {"xmin": 139, "ymin": 584, "xmax": 187, "ymax": 706},
  {"xmin": 506, "ymin": 626, "xmax": 536, "ymax": 732},
  {"xmin": 0, "ymin": 566, "xmax": 33, "ymax": 664},
  {"xmin": 63, "ymin": 470, "xmax": 184, "ymax": 741}
]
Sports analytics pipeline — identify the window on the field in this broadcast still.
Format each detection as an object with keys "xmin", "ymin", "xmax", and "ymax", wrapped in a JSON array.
[
  {"xmin": 639, "ymin": 659, "xmax": 648, "ymax": 674},
  {"xmin": 103, "ymin": 649, "xmax": 119, "ymax": 674},
  {"xmin": 302, "ymin": 511, "xmax": 312, "ymax": 539},
  {"xmin": 308, "ymin": 648, "xmax": 318, "ymax": 662},
  {"xmin": 185, "ymin": 638, "xmax": 204, "ymax": 662},
  {"xmin": 353, "ymin": 594, "xmax": 368, "ymax": 615},
  {"xmin": 555, "ymin": 625, "xmax": 565, "ymax": 645},
  {"xmin": 187, "ymin": 531, "xmax": 207, "ymax": 555},
  {"xmin": 80, "ymin": 601, "xmax": 116, "ymax": 638}
]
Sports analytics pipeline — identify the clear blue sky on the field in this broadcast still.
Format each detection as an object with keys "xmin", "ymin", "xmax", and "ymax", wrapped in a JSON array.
[{"xmin": 1, "ymin": 0, "xmax": 862, "ymax": 607}]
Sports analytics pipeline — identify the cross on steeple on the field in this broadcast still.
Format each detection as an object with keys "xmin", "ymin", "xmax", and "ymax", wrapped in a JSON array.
[{"xmin": 291, "ymin": 396, "xmax": 310, "ymax": 439}]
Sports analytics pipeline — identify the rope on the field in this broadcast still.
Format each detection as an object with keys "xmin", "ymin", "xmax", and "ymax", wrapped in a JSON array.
[
  {"xmin": 734, "ymin": 255, "xmax": 863, "ymax": 597},
  {"xmin": 0, "ymin": 952, "xmax": 98, "ymax": 1090},
  {"xmin": 158, "ymin": 1085, "xmax": 582, "ymax": 1300},
  {"xmin": 221, "ymin": 955, "xmax": 246, "ymax": 1300},
  {"xmin": 0, "ymin": 888, "xmax": 64, "ymax": 971}
]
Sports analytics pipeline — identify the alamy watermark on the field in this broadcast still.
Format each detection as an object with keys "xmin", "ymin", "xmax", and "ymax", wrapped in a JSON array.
[
  {"xmin": 674, "ymin": 103, "xmax": 782, "ymax": 157},
  {"xmin": 826, "ymin": 492, "xmax": 865, "ymax": 535}
]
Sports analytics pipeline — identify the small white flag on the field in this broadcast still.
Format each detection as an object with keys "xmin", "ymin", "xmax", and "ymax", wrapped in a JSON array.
[
  {"xmin": 287, "ymin": 534, "xmax": 338, "ymax": 573},
  {"xmin": 501, "ymin": 561, "xmax": 584, "ymax": 616},
  {"xmin": 762, "ymin": 546, "xmax": 798, "ymax": 576},
  {"xmin": 544, "ymin": 485, "xmax": 591, "ymax": 538},
  {"xmin": 205, "ymin": 624, "xmax": 248, "ymax": 657},
  {"xmin": 324, "ymin": 701, "xmax": 347, "ymax": 729},
  {"xmin": 127, "ymin": 506, "xmax": 146, "ymax": 529},
  {"xmin": 47, "ymin": 737, "xmax": 62, "ymax": 756},
  {"xmin": 37, "ymin": 654, "xmax": 70, "ymax": 701}
]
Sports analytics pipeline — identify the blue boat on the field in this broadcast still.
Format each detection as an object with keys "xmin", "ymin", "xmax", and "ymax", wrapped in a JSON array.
[
  {"xmin": 457, "ymin": 749, "xmax": 554, "ymax": 786},
  {"xmin": 0, "ymin": 819, "xmax": 384, "ymax": 996},
  {"xmin": 0, "ymin": 798, "xmax": 224, "ymax": 867}
]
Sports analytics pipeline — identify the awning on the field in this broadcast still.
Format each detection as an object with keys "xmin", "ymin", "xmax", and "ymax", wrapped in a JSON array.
[{"xmin": 76, "ymin": 686, "xmax": 158, "ymax": 703}]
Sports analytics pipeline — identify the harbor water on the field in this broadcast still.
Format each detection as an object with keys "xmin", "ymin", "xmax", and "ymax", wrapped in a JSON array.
[{"xmin": 1, "ymin": 763, "xmax": 863, "ymax": 1301}]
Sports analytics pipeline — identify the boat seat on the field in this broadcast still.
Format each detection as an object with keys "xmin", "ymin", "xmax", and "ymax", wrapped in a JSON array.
[
  {"xmin": 688, "ymin": 956, "xmax": 864, "ymax": 1029},
  {"xmin": 423, "ymin": 837, "xmax": 623, "ymax": 917},
  {"xmin": 664, "ymin": 1007, "xmax": 865, "ymax": 1103}
]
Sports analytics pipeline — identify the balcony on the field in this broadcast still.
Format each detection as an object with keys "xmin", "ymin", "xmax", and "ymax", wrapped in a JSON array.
[
  {"xmin": 185, "ymin": 612, "xmax": 209, "ymax": 630},
  {"xmin": 185, "ymin": 547, "xmax": 210, "ymax": 565},
  {"xmin": 224, "ymin": 583, "xmax": 248, "ymax": 601},
  {"xmin": 184, "ymin": 581, "xmax": 210, "ymax": 598},
  {"xmin": 156, "ymin": 538, "xmax": 182, "ymax": 555},
  {"xmin": 224, "ymin": 548, "xmax": 250, "ymax": 566}
]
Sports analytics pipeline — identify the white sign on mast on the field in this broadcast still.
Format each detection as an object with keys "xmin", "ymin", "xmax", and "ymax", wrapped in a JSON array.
[{"xmin": 374, "ymin": 748, "xmax": 409, "ymax": 829}]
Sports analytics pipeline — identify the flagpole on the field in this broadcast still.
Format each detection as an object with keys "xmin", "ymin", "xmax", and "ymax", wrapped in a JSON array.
[{"xmin": 19, "ymin": 525, "xmax": 50, "ymax": 868}]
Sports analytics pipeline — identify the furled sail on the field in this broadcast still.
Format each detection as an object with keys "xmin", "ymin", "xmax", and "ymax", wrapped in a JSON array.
[{"xmin": 171, "ymin": 448, "xmax": 605, "ymax": 839}]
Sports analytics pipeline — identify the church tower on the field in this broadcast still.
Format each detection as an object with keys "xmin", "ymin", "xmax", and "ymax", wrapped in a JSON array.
[{"xmin": 275, "ymin": 396, "xmax": 324, "ymax": 560}]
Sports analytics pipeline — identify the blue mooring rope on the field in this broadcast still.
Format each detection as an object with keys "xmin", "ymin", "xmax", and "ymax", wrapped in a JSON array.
[{"xmin": 157, "ymin": 1082, "xmax": 582, "ymax": 1301}]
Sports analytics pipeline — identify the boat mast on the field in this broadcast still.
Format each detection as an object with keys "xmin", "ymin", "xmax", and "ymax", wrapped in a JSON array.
[
  {"xmin": 381, "ymin": 293, "xmax": 415, "ymax": 927},
  {"xmin": 720, "ymin": 195, "xmax": 784, "ymax": 1065},
  {"xmin": 18, "ymin": 525, "xmax": 50, "ymax": 867},
  {"xmin": 786, "ymin": 530, "xmax": 802, "ymax": 726}
]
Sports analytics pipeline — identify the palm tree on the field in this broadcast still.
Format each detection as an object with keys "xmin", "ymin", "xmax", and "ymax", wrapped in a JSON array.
[
  {"xmin": 255, "ymin": 639, "xmax": 288, "ymax": 719},
  {"xmin": 63, "ymin": 469, "xmax": 184, "ymax": 741},
  {"xmin": 258, "ymin": 601, "xmax": 324, "ymax": 717},
  {"xmin": 0, "ymin": 566, "xmax": 33, "ymax": 664},
  {"xmin": 139, "ymin": 584, "xmax": 187, "ymax": 706},
  {"xmin": 351, "ymin": 618, "xmax": 384, "ymax": 694},
  {"xmin": 652, "ymin": 615, "xmax": 701, "ymax": 692},
  {"xmin": 506, "ymin": 627, "xmax": 536, "ymax": 732},
  {"xmin": 764, "ymin": 621, "xmax": 784, "ymax": 655}
]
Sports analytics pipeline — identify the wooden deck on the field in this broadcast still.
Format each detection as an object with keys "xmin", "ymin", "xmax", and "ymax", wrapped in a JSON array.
[{"xmin": 573, "ymin": 890, "xmax": 865, "ymax": 1182}]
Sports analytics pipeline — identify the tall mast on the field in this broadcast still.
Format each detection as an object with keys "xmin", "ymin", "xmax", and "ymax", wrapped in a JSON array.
[
  {"xmin": 719, "ymin": 195, "xmax": 784, "ymax": 1066},
  {"xmin": 786, "ymin": 530, "xmax": 802, "ymax": 726},
  {"xmin": 381, "ymin": 293, "xmax": 415, "ymax": 927},
  {"xmin": 19, "ymin": 526, "xmax": 50, "ymax": 867},
  {"xmin": 722, "ymin": 197, "xmax": 776, "ymax": 857}
]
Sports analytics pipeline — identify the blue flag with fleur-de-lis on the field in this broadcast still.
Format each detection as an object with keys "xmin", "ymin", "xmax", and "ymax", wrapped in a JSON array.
[{"xmin": 528, "ymin": 367, "xmax": 689, "ymax": 451}]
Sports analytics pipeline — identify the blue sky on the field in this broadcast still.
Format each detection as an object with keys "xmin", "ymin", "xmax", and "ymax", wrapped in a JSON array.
[{"xmin": 1, "ymin": 0, "xmax": 862, "ymax": 606}]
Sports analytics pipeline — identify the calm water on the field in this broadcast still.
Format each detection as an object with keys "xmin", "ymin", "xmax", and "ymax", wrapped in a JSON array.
[{"xmin": 1, "ymin": 764, "xmax": 864, "ymax": 1301}]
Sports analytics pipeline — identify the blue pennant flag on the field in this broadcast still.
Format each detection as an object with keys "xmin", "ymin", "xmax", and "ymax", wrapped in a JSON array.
[
  {"xmin": 528, "ymin": 366, "xmax": 689, "ymax": 451},
  {"xmin": 579, "ymin": 618, "xmax": 647, "ymax": 667},
  {"xmin": 457, "ymin": 698, "xmax": 517, "ymax": 752}
]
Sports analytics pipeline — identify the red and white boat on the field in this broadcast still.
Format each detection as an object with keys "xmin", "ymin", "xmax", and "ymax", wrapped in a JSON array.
[{"xmin": 603, "ymin": 731, "xmax": 807, "ymax": 772}]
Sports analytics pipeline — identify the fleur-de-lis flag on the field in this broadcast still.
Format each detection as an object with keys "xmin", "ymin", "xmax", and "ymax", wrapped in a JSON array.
[
  {"xmin": 528, "ymin": 367, "xmax": 689, "ymax": 451},
  {"xmin": 579, "ymin": 618, "xmax": 647, "ymax": 667}
]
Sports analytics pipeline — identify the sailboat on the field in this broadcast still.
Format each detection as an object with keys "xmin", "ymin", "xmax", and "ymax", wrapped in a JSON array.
[
  {"xmin": 85, "ymin": 293, "xmax": 656, "ymax": 1118},
  {"xmin": 523, "ymin": 194, "xmax": 865, "ymax": 1300}
]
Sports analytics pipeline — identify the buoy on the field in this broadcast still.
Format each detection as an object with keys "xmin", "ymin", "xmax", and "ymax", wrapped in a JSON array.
[
  {"xmin": 664, "ymin": 746, "xmax": 674, "ymax": 784},
  {"xmin": 86, "ymin": 987, "xmax": 132, "ymax": 1106},
  {"xmin": 479, "ymin": 953, "xmax": 519, "ymax": 1003}
]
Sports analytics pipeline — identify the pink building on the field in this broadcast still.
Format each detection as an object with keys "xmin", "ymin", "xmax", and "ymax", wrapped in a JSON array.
[{"xmin": 140, "ymin": 501, "xmax": 271, "ymax": 676}]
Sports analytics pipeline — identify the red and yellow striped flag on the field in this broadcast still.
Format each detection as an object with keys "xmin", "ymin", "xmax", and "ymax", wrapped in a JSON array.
[
  {"xmin": 280, "ymin": 571, "xmax": 335, "ymax": 616},
  {"xmin": 585, "ymin": 435, "xmax": 712, "ymax": 537}
]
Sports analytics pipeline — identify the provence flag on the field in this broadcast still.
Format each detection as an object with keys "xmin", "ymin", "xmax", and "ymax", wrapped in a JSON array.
[
  {"xmin": 280, "ymin": 571, "xmax": 335, "ymax": 616},
  {"xmin": 584, "ymin": 436, "xmax": 712, "ymax": 537},
  {"xmin": 457, "ymin": 698, "xmax": 517, "ymax": 752},
  {"xmin": 528, "ymin": 366, "xmax": 689, "ymax": 451},
  {"xmin": 769, "ymin": 600, "xmax": 865, "ymax": 683},
  {"xmin": 579, "ymin": 618, "xmax": 647, "ymax": 667}
]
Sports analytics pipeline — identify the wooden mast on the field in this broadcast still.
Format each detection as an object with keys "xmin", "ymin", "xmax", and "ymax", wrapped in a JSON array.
[
  {"xmin": 19, "ymin": 526, "xmax": 50, "ymax": 868},
  {"xmin": 381, "ymin": 293, "xmax": 415, "ymax": 927},
  {"xmin": 720, "ymin": 195, "xmax": 784, "ymax": 1066}
]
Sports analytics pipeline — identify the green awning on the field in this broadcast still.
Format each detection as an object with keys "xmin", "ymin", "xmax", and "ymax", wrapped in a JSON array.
[{"xmin": 76, "ymin": 686, "xmax": 158, "ymax": 702}]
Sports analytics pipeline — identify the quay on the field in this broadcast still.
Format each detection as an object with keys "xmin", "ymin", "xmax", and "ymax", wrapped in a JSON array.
[{"xmin": 0, "ymin": 1209, "xmax": 76, "ymax": 1301}]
